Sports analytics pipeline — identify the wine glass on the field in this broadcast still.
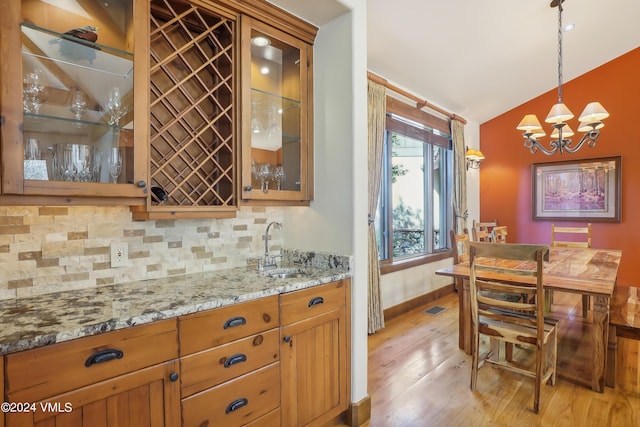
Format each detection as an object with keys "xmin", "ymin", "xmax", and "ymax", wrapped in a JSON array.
[
  {"xmin": 67, "ymin": 89, "xmax": 88, "ymax": 120},
  {"xmin": 256, "ymin": 163, "xmax": 271, "ymax": 192},
  {"xmin": 108, "ymin": 147, "xmax": 122, "ymax": 183},
  {"xmin": 273, "ymin": 166, "xmax": 285, "ymax": 190},
  {"xmin": 267, "ymin": 106, "xmax": 280, "ymax": 138},
  {"xmin": 104, "ymin": 87, "xmax": 127, "ymax": 125},
  {"xmin": 23, "ymin": 69, "xmax": 49, "ymax": 114}
]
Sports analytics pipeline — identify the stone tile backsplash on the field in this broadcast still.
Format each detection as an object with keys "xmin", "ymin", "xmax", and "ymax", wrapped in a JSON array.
[{"xmin": 0, "ymin": 205, "xmax": 286, "ymax": 300}]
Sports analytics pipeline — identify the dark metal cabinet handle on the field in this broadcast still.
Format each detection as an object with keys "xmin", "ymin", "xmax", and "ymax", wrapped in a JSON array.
[
  {"xmin": 223, "ymin": 316, "xmax": 247, "ymax": 329},
  {"xmin": 137, "ymin": 180, "xmax": 147, "ymax": 188},
  {"xmin": 169, "ymin": 372, "xmax": 179, "ymax": 382},
  {"xmin": 283, "ymin": 336, "xmax": 291, "ymax": 343},
  {"xmin": 84, "ymin": 348, "xmax": 124, "ymax": 367},
  {"xmin": 308, "ymin": 296, "xmax": 324, "ymax": 307},
  {"xmin": 225, "ymin": 398, "xmax": 248, "ymax": 414},
  {"xmin": 224, "ymin": 353, "xmax": 247, "ymax": 368}
]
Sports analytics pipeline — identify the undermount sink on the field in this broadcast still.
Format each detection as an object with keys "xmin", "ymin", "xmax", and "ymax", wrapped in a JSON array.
[{"xmin": 264, "ymin": 268, "xmax": 311, "ymax": 279}]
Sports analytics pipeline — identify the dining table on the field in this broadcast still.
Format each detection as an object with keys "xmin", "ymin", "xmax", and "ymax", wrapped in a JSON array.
[{"xmin": 435, "ymin": 246, "xmax": 622, "ymax": 393}]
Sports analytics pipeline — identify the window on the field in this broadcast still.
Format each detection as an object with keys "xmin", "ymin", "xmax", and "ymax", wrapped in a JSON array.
[{"xmin": 376, "ymin": 97, "xmax": 453, "ymax": 269}]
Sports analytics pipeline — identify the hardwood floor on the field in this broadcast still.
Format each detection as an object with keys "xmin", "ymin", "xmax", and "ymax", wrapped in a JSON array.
[{"xmin": 355, "ymin": 291, "xmax": 639, "ymax": 426}]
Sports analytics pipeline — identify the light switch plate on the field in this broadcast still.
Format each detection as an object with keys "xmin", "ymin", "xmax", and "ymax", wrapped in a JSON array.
[{"xmin": 110, "ymin": 242, "xmax": 129, "ymax": 268}]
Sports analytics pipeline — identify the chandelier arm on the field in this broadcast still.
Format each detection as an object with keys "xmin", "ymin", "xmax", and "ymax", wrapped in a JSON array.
[
  {"xmin": 563, "ymin": 130, "xmax": 600, "ymax": 153},
  {"xmin": 523, "ymin": 135, "xmax": 559, "ymax": 155}
]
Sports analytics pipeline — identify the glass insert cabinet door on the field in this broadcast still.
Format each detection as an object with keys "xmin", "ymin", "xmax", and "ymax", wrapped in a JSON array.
[
  {"xmin": 3, "ymin": 0, "xmax": 146, "ymax": 197},
  {"xmin": 241, "ymin": 17, "xmax": 312, "ymax": 202}
]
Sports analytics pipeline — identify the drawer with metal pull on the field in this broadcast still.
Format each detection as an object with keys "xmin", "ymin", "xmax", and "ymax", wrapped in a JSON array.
[
  {"xmin": 179, "ymin": 295, "xmax": 279, "ymax": 355},
  {"xmin": 5, "ymin": 319, "xmax": 178, "ymax": 402},
  {"xmin": 180, "ymin": 328, "xmax": 279, "ymax": 397},
  {"xmin": 280, "ymin": 280, "xmax": 347, "ymax": 325},
  {"xmin": 182, "ymin": 362, "xmax": 280, "ymax": 427}
]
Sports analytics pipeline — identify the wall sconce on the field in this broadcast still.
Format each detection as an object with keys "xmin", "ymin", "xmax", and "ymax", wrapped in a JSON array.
[{"xmin": 465, "ymin": 147, "xmax": 484, "ymax": 170}]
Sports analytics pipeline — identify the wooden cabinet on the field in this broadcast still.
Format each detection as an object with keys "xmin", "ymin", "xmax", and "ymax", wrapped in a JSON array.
[
  {"xmin": 179, "ymin": 295, "xmax": 281, "ymax": 426},
  {"xmin": 131, "ymin": 0, "xmax": 237, "ymax": 220},
  {"xmin": 0, "ymin": 0, "xmax": 316, "ymax": 211},
  {"xmin": 280, "ymin": 279, "xmax": 351, "ymax": 427},
  {"xmin": 3, "ymin": 320, "xmax": 180, "ymax": 426},
  {"xmin": 240, "ymin": 16, "xmax": 315, "ymax": 204},
  {"xmin": 0, "ymin": 0, "xmax": 148, "ymax": 202}
]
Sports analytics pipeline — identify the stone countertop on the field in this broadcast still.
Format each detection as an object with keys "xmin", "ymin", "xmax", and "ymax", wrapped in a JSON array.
[{"xmin": 0, "ymin": 265, "xmax": 350, "ymax": 356}]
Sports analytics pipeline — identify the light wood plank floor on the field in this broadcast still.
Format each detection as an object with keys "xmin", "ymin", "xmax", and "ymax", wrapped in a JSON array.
[{"xmin": 356, "ymin": 291, "xmax": 639, "ymax": 427}]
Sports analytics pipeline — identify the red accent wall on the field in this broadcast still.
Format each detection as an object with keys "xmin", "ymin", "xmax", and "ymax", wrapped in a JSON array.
[{"xmin": 479, "ymin": 47, "xmax": 640, "ymax": 286}]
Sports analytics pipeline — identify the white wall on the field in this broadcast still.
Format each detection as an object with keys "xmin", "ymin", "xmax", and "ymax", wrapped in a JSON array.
[{"xmin": 282, "ymin": 0, "xmax": 370, "ymax": 406}]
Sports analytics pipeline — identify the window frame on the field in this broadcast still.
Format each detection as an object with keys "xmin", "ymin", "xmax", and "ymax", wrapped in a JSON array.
[{"xmin": 377, "ymin": 96, "xmax": 454, "ymax": 274}]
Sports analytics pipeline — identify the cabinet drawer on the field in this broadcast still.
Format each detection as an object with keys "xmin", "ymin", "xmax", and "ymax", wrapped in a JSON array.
[
  {"xmin": 5, "ymin": 319, "xmax": 178, "ymax": 402},
  {"xmin": 280, "ymin": 280, "xmax": 347, "ymax": 325},
  {"xmin": 182, "ymin": 363, "xmax": 281, "ymax": 427},
  {"xmin": 179, "ymin": 295, "xmax": 279, "ymax": 355},
  {"xmin": 180, "ymin": 328, "xmax": 280, "ymax": 397},
  {"xmin": 245, "ymin": 408, "xmax": 280, "ymax": 427}
]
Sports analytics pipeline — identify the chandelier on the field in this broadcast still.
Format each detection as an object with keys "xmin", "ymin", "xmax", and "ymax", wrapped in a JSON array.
[{"xmin": 517, "ymin": 0, "xmax": 609, "ymax": 155}]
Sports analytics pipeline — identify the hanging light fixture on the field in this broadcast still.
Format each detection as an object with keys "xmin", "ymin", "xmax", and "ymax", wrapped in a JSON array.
[{"xmin": 517, "ymin": 0, "xmax": 609, "ymax": 155}]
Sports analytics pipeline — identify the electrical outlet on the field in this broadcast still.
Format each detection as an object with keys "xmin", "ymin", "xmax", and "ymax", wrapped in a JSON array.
[{"xmin": 110, "ymin": 242, "xmax": 129, "ymax": 268}]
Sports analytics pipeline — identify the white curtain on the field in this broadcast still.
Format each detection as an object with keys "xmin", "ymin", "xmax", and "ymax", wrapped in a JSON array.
[
  {"xmin": 367, "ymin": 80, "xmax": 386, "ymax": 334},
  {"xmin": 451, "ymin": 120, "xmax": 468, "ymax": 234}
]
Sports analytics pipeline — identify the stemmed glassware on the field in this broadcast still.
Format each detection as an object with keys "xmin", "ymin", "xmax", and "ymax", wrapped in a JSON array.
[
  {"xmin": 23, "ymin": 69, "xmax": 49, "ymax": 114},
  {"xmin": 273, "ymin": 166, "xmax": 285, "ymax": 190},
  {"xmin": 67, "ymin": 89, "xmax": 88, "ymax": 121},
  {"xmin": 104, "ymin": 87, "xmax": 127, "ymax": 126},
  {"xmin": 108, "ymin": 147, "xmax": 122, "ymax": 183},
  {"xmin": 267, "ymin": 106, "xmax": 280, "ymax": 139},
  {"xmin": 256, "ymin": 163, "xmax": 271, "ymax": 192}
]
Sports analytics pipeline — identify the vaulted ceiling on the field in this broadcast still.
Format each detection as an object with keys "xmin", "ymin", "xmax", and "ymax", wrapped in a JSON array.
[{"xmin": 269, "ymin": 0, "xmax": 640, "ymax": 124}]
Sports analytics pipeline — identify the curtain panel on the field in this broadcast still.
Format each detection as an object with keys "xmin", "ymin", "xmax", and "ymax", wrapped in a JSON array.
[{"xmin": 367, "ymin": 79, "xmax": 386, "ymax": 334}]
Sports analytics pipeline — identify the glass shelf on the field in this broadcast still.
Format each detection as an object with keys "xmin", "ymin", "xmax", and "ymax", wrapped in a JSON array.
[
  {"xmin": 22, "ymin": 22, "xmax": 134, "ymax": 66},
  {"xmin": 24, "ymin": 112, "xmax": 127, "ymax": 134},
  {"xmin": 251, "ymin": 87, "xmax": 300, "ymax": 112}
]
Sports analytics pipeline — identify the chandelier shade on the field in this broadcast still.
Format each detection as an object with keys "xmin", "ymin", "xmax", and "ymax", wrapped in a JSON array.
[
  {"xmin": 517, "ymin": 0, "xmax": 609, "ymax": 155},
  {"xmin": 545, "ymin": 102, "xmax": 574, "ymax": 123},
  {"xmin": 578, "ymin": 102, "xmax": 610, "ymax": 123}
]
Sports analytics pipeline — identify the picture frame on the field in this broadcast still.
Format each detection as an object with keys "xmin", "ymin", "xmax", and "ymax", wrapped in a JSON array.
[{"xmin": 532, "ymin": 156, "xmax": 621, "ymax": 222}]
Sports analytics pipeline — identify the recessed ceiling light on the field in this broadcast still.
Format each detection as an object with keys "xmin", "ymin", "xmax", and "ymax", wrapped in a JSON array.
[
  {"xmin": 564, "ymin": 23, "xmax": 575, "ymax": 32},
  {"xmin": 251, "ymin": 36, "xmax": 270, "ymax": 47},
  {"xmin": 261, "ymin": 67, "xmax": 270, "ymax": 75}
]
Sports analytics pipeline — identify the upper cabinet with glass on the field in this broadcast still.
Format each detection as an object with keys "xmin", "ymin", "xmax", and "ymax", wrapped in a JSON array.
[
  {"xmin": 241, "ymin": 17, "xmax": 314, "ymax": 203},
  {"xmin": 0, "ymin": 0, "xmax": 146, "ymax": 199}
]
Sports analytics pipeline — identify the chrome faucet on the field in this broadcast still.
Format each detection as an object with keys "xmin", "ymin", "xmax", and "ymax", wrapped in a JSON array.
[{"xmin": 262, "ymin": 221, "xmax": 282, "ymax": 270}]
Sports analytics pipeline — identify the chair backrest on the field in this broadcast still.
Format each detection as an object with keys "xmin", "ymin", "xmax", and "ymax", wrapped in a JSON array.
[
  {"xmin": 493, "ymin": 226, "xmax": 508, "ymax": 244},
  {"xmin": 450, "ymin": 229, "xmax": 470, "ymax": 264},
  {"xmin": 472, "ymin": 219, "xmax": 497, "ymax": 242},
  {"xmin": 468, "ymin": 242, "xmax": 550, "ymax": 336},
  {"xmin": 551, "ymin": 223, "xmax": 592, "ymax": 248}
]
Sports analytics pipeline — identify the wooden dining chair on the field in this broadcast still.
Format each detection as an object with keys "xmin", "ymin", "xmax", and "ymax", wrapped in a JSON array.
[
  {"xmin": 450, "ymin": 229, "xmax": 470, "ymax": 294},
  {"xmin": 468, "ymin": 242, "xmax": 557, "ymax": 414},
  {"xmin": 472, "ymin": 219, "xmax": 497, "ymax": 242},
  {"xmin": 493, "ymin": 225, "xmax": 508, "ymax": 244},
  {"xmin": 551, "ymin": 223, "xmax": 592, "ymax": 318}
]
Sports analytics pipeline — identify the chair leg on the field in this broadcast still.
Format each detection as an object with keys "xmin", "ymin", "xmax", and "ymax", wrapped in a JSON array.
[
  {"xmin": 470, "ymin": 332, "xmax": 479, "ymax": 391},
  {"xmin": 505, "ymin": 342, "xmax": 514, "ymax": 362},
  {"xmin": 582, "ymin": 295, "xmax": 589, "ymax": 318},
  {"xmin": 550, "ymin": 328, "xmax": 557, "ymax": 386},
  {"xmin": 534, "ymin": 352, "xmax": 542, "ymax": 414}
]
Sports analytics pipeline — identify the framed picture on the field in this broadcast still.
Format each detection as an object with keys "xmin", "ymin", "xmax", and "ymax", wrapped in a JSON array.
[{"xmin": 532, "ymin": 156, "xmax": 621, "ymax": 222}]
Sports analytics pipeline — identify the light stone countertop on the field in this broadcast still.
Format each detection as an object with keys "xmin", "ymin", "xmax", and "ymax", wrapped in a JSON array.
[{"xmin": 0, "ymin": 264, "xmax": 350, "ymax": 356}]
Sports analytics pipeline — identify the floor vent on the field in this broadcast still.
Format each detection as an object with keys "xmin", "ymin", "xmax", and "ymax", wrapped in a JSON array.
[{"xmin": 425, "ymin": 306, "xmax": 446, "ymax": 316}]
